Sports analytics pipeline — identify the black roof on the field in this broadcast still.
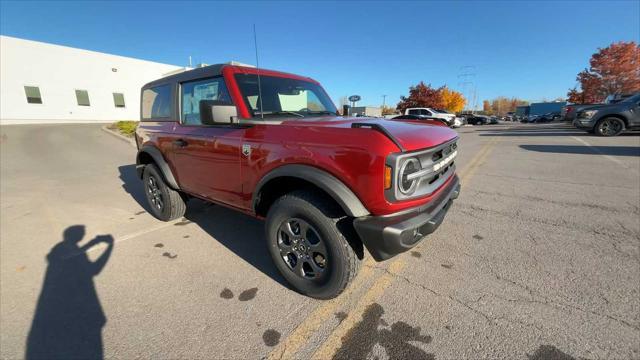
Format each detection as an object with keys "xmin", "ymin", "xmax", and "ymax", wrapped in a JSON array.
[{"xmin": 142, "ymin": 64, "xmax": 228, "ymax": 89}]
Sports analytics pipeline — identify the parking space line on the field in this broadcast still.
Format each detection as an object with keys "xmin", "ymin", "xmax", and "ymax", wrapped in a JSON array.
[
  {"xmin": 298, "ymin": 136, "xmax": 502, "ymax": 359},
  {"xmin": 266, "ymin": 257, "xmax": 376, "ymax": 360},
  {"xmin": 571, "ymin": 136, "xmax": 639, "ymax": 175},
  {"xmin": 458, "ymin": 136, "xmax": 499, "ymax": 183},
  {"xmin": 311, "ymin": 260, "xmax": 406, "ymax": 359},
  {"xmin": 64, "ymin": 219, "xmax": 182, "ymax": 259}
]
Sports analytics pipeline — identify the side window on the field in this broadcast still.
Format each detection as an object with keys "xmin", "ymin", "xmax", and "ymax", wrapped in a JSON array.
[
  {"xmin": 24, "ymin": 86, "xmax": 42, "ymax": 104},
  {"xmin": 75, "ymin": 90, "xmax": 90, "ymax": 106},
  {"xmin": 113, "ymin": 93, "xmax": 126, "ymax": 108},
  {"xmin": 180, "ymin": 78, "xmax": 230, "ymax": 125},
  {"xmin": 142, "ymin": 85, "xmax": 172, "ymax": 119},
  {"xmin": 408, "ymin": 109, "xmax": 419, "ymax": 115},
  {"xmin": 423, "ymin": 109, "xmax": 432, "ymax": 116}
]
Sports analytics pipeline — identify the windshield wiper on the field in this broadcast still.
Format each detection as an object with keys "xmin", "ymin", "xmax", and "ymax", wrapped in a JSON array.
[{"xmin": 254, "ymin": 110, "xmax": 304, "ymax": 118}]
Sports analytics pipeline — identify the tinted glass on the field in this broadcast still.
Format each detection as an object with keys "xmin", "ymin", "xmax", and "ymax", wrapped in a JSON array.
[
  {"xmin": 75, "ymin": 90, "xmax": 90, "ymax": 106},
  {"xmin": 181, "ymin": 78, "xmax": 230, "ymax": 125},
  {"xmin": 235, "ymin": 74, "xmax": 337, "ymax": 118},
  {"xmin": 24, "ymin": 86, "xmax": 42, "ymax": 104},
  {"xmin": 408, "ymin": 109, "xmax": 420, "ymax": 115},
  {"xmin": 142, "ymin": 85, "xmax": 172, "ymax": 119}
]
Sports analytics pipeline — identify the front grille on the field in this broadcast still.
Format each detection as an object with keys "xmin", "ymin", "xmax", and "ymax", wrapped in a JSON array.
[{"xmin": 389, "ymin": 139, "xmax": 458, "ymax": 201}]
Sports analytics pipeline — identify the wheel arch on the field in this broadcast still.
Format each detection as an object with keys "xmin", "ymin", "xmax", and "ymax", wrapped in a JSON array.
[
  {"xmin": 136, "ymin": 146, "xmax": 180, "ymax": 190},
  {"xmin": 253, "ymin": 165, "xmax": 370, "ymax": 218}
]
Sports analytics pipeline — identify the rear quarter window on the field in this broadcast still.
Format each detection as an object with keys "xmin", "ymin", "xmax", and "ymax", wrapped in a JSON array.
[{"xmin": 142, "ymin": 84, "xmax": 173, "ymax": 120}]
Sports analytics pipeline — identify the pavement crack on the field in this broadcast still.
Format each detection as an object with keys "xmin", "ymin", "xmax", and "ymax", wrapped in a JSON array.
[
  {"xmin": 380, "ymin": 267, "xmax": 495, "ymax": 325},
  {"xmin": 488, "ymin": 274, "xmax": 640, "ymax": 332}
]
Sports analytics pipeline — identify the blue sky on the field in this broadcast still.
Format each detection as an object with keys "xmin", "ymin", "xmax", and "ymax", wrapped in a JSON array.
[{"xmin": 1, "ymin": 1, "xmax": 639, "ymax": 108}]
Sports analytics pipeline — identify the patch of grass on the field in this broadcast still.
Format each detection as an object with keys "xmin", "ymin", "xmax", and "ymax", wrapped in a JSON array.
[{"xmin": 108, "ymin": 121, "xmax": 138, "ymax": 137}]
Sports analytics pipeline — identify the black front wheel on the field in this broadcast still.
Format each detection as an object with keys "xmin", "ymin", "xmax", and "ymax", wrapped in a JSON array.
[
  {"xmin": 265, "ymin": 191, "xmax": 361, "ymax": 299},
  {"xmin": 595, "ymin": 117, "xmax": 625, "ymax": 137}
]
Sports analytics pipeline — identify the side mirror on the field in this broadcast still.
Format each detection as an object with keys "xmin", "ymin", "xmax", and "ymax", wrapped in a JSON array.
[{"xmin": 200, "ymin": 100, "xmax": 238, "ymax": 125}]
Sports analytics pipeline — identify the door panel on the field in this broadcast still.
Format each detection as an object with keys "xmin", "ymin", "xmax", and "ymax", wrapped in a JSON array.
[
  {"xmin": 166, "ymin": 76, "xmax": 244, "ymax": 207},
  {"xmin": 170, "ymin": 126, "xmax": 244, "ymax": 206}
]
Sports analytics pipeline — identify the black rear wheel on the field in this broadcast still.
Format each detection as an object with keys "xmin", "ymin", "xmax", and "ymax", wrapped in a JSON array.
[{"xmin": 142, "ymin": 164, "xmax": 186, "ymax": 221}]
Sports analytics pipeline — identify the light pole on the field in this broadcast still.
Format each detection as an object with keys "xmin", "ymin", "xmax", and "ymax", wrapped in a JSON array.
[{"xmin": 382, "ymin": 94, "xmax": 387, "ymax": 109}]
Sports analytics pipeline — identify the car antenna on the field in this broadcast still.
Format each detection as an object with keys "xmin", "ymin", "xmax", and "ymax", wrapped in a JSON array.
[{"xmin": 253, "ymin": 24, "xmax": 264, "ymax": 119}]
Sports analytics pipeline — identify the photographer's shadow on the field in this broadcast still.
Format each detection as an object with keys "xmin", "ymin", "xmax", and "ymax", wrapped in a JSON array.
[{"xmin": 26, "ymin": 225, "xmax": 114, "ymax": 360}]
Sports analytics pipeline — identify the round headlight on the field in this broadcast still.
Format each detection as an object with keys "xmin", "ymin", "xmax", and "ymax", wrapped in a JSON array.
[{"xmin": 399, "ymin": 158, "xmax": 421, "ymax": 195}]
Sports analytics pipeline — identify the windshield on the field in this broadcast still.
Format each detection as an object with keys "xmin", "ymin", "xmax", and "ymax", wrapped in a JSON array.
[
  {"xmin": 623, "ymin": 93, "xmax": 640, "ymax": 103},
  {"xmin": 235, "ymin": 74, "xmax": 338, "ymax": 118}
]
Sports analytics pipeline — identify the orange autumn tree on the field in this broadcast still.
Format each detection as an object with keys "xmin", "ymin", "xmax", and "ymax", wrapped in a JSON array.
[
  {"xmin": 440, "ymin": 87, "xmax": 466, "ymax": 113},
  {"xmin": 567, "ymin": 41, "xmax": 640, "ymax": 104},
  {"xmin": 396, "ymin": 82, "xmax": 445, "ymax": 113},
  {"xmin": 482, "ymin": 100, "xmax": 491, "ymax": 114}
]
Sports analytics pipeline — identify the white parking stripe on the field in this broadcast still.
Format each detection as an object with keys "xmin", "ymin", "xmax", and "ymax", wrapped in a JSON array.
[
  {"xmin": 63, "ymin": 219, "xmax": 183, "ymax": 259},
  {"xmin": 571, "ymin": 136, "xmax": 639, "ymax": 175}
]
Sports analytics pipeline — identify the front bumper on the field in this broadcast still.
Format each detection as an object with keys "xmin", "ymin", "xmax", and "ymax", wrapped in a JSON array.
[
  {"xmin": 353, "ymin": 175, "xmax": 460, "ymax": 261},
  {"xmin": 572, "ymin": 118, "xmax": 595, "ymax": 130}
]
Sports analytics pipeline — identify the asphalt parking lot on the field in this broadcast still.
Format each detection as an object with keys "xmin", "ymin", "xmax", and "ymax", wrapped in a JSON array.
[{"xmin": 1, "ymin": 122, "xmax": 639, "ymax": 359}]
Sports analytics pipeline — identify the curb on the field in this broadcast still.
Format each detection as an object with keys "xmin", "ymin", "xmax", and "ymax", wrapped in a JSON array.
[{"xmin": 101, "ymin": 125, "xmax": 137, "ymax": 148}]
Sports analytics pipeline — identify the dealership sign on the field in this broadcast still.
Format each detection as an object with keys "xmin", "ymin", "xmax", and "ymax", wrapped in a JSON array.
[{"xmin": 348, "ymin": 95, "xmax": 361, "ymax": 102}]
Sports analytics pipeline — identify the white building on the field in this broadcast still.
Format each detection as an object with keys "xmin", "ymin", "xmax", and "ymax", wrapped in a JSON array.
[
  {"xmin": 348, "ymin": 106, "xmax": 382, "ymax": 117},
  {"xmin": 0, "ymin": 36, "xmax": 184, "ymax": 125}
]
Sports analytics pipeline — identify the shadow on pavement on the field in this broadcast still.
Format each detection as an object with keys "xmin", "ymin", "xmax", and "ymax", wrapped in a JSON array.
[
  {"xmin": 118, "ymin": 164, "xmax": 151, "ymax": 212},
  {"xmin": 333, "ymin": 302, "xmax": 434, "ymax": 360},
  {"xmin": 527, "ymin": 345, "xmax": 576, "ymax": 360},
  {"xmin": 520, "ymin": 144, "xmax": 640, "ymax": 157},
  {"xmin": 479, "ymin": 131, "xmax": 590, "ymax": 137},
  {"xmin": 117, "ymin": 164, "xmax": 289, "ymax": 289},
  {"xmin": 26, "ymin": 225, "xmax": 114, "ymax": 360}
]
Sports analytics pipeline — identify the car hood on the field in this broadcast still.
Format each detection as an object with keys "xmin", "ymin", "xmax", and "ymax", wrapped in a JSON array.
[
  {"xmin": 282, "ymin": 116, "xmax": 458, "ymax": 152},
  {"xmin": 579, "ymin": 103, "xmax": 620, "ymax": 112}
]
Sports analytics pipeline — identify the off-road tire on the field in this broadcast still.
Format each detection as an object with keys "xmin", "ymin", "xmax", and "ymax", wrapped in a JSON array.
[
  {"xmin": 595, "ymin": 117, "xmax": 625, "ymax": 137},
  {"xmin": 142, "ymin": 163, "xmax": 186, "ymax": 221},
  {"xmin": 265, "ymin": 190, "xmax": 361, "ymax": 299}
]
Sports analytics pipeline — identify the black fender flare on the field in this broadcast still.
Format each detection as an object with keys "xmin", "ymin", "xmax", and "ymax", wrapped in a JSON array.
[
  {"xmin": 253, "ymin": 164, "xmax": 370, "ymax": 218},
  {"xmin": 136, "ymin": 146, "xmax": 180, "ymax": 190}
]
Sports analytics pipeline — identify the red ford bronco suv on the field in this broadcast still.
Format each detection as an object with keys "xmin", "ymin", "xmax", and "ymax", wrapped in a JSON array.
[{"xmin": 135, "ymin": 64, "xmax": 460, "ymax": 299}]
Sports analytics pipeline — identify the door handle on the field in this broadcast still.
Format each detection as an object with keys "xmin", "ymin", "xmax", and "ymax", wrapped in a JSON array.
[{"xmin": 173, "ymin": 139, "xmax": 188, "ymax": 147}]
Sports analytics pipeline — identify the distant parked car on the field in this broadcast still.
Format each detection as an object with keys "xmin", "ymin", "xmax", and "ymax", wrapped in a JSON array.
[
  {"xmin": 573, "ymin": 93, "xmax": 640, "ymax": 136},
  {"xmin": 563, "ymin": 104, "xmax": 596, "ymax": 122},
  {"xmin": 404, "ymin": 108, "xmax": 455, "ymax": 126},
  {"xmin": 537, "ymin": 112, "xmax": 561, "ymax": 123},
  {"xmin": 466, "ymin": 115, "xmax": 490, "ymax": 125},
  {"xmin": 488, "ymin": 116, "xmax": 499, "ymax": 124}
]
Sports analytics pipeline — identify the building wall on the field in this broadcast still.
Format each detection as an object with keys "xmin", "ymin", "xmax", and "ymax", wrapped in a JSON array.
[
  {"xmin": 0, "ymin": 36, "xmax": 182, "ymax": 124},
  {"xmin": 529, "ymin": 102, "xmax": 567, "ymax": 116}
]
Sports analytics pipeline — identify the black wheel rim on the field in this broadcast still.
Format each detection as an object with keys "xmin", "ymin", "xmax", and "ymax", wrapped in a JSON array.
[
  {"xmin": 277, "ymin": 218, "xmax": 328, "ymax": 280},
  {"xmin": 599, "ymin": 119, "xmax": 621, "ymax": 136},
  {"xmin": 146, "ymin": 175, "xmax": 164, "ymax": 211}
]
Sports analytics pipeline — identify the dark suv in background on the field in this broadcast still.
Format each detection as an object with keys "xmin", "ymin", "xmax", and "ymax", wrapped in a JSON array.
[{"xmin": 573, "ymin": 93, "xmax": 640, "ymax": 136}]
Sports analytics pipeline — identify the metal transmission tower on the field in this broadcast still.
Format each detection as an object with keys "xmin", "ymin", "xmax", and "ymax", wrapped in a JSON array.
[{"xmin": 457, "ymin": 66, "xmax": 476, "ymax": 113}]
